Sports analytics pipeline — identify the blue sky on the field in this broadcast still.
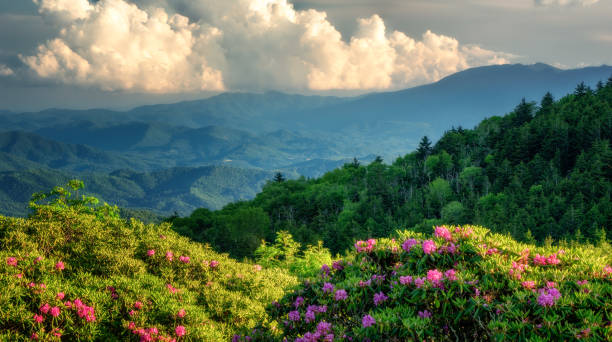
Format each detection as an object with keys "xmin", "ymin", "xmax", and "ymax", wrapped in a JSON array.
[{"xmin": 0, "ymin": 0, "xmax": 610, "ymax": 110}]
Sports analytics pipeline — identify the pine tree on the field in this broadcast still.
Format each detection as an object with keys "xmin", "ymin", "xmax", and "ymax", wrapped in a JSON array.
[
  {"xmin": 273, "ymin": 172, "xmax": 285, "ymax": 183},
  {"xmin": 416, "ymin": 136, "xmax": 432, "ymax": 160}
]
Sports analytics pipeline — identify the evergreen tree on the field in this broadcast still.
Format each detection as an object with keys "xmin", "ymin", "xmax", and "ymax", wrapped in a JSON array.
[
  {"xmin": 274, "ymin": 172, "xmax": 285, "ymax": 183},
  {"xmin": 416, "ymin": 136, "xmax": 432, "ymax": 160}
]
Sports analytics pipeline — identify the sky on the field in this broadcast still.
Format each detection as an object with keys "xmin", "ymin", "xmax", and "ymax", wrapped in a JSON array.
[{"xmin": 0, "ymin": 0, "xmax": 610, "ymax": 111}]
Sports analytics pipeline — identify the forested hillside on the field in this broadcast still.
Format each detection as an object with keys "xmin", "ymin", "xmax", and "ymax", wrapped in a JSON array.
[
  {"xmin": 171, "ymin": 78, "xmax": 612, "ymax": 257},
  {"xmin": 0, "ymin": 165, "xmax": 276, "ymax": 217}
]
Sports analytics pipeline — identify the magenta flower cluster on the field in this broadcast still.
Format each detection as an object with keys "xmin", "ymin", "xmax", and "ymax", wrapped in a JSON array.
[
  {"xmin": 362, "ymin": 314, "xmax": 376, "ymax": 328},
  {"xmin": 533, "ymin": 251, "xmax": 561, "ymax": 266},
  {"xmin": 434, "ymin": 226, "xmax": 452, "ymax": 241},
  {"xmin": 422, "ymin": 240, "xmax": 437, "ymax": 255},
  {"xmin": 537, "ymin": 287, "xmax": 561, "ymax": 307},
  {"xmin": 354, "ymin": 239, "xmax": 376, "ymax": 253}
]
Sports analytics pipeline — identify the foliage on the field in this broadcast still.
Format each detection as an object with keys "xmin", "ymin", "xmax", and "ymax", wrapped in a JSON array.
[
  {"xmin": 0, "ymin": 184, "xmax": 297, "ymax": 341},
  {"xmin": 173, "ymin": 79, "xmax": 612, "ymax": 256},
  {"xmin": 248, "ymin": 225, "xmax": 612, "ymax": 341},
  {"xmin": 255, "ymin": 231, "xmax": 333, "ymax": 279}
]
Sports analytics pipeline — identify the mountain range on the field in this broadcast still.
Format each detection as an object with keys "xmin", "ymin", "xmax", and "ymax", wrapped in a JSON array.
[{"xmin": 0, "ymin": 63, "xmax": 610, "ymax": 217}]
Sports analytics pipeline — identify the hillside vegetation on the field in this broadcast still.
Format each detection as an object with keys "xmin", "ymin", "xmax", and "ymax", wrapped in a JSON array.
[
  {"xmin": 0, "ymin": 182, "xmax": 297, "ymax": 341},
  {"xmin": 0, "ymin": 165, "xmax": 276, "ymax": 217},
  {"xmin": 251, "ymin": 226, "xmax": 612, "ymax": 341},
  {"xmin": 1, "ymin": 184, "xmax": 610, "ymax": 341},
  {"xmin": 172, "ymin": 78, "xmax": 612, "ymax": 257}
]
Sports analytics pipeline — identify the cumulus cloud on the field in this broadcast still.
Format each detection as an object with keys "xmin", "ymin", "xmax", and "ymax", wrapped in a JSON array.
[
  {"xmin": 534, "ymin": 0, "xmax": 600, "ymax": 6},
  {"xmin": 22, "ymin": 0, "xmax": 515, "ymax": 93},
  {"xmin": 0, "ymin": 65, "xmax": 14, "ymax": 76}
]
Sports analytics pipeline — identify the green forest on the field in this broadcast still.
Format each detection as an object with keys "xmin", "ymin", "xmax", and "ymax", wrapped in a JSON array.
[{"xmin": 170, "ymin": 78, "xmax": 612, "ymax": 258}]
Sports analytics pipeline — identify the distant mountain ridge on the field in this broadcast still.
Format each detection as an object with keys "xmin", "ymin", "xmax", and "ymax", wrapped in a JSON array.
[{"xmin": 0, "ymin": 63, "xmax": 611, "ymax": 218}]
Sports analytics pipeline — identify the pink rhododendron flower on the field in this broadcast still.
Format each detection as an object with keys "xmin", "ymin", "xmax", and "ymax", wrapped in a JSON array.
[
  {"xmin": 355, "ymin": 239, "xmax": 376, "ymax": 253},
  {"xmin": 546, "ymin": 253, "xmax": 560, "ymax": 265},
  {"xmin": 305, "ymin": 309, "xmax": 316, "ymax": 323},
  {"xmin": 57, "ymin": 292, "xmax": 65, "ymax": 300},
  {"xmin": 179, "ymin": 256, "xmax": 190, "ymax": 264},
  {"xmin": 422, "ymin": 240, "xmax": 437, "ymax": 255},
  {"xmin": 209, "ymin": 260, "xmax": 219, "ymax": 268},
  {"xmin": 165, "ymin": 251, "xmax": 174, "ymax": 261},
  {"xmin": 33, "ymin": 314, "xmax": 44, "ymax": 323},
  {"xmin": 435, "ymin": 226, "xmax": 452, "ymax": 241},
  {"xmin": 533, "ymin": 254, "xmax": 547, "ymax": 266},
  {"xmin": 15, "ymin": 273, "xmax": 22, "ymax": 279},
  {"xmin": 427, "ymin": 269, "xmax": 443, "ymax": 283},
  {"xmin": 175, "ymin": 325, "xmax": 186, "ymax": 337},
  {"xmin": 362, "ymin": 314, "xmax": 375, "ymax": 328},
  {"xmin": 177, "ymin": 308, "xmax": 186, "ymax": 318},
  {"xmin": 415, "ymin": 277, "xmax": 426, "ymax": 288},
  {"xmin": 402, "ymin": 238, "xmax": 419, "ymax": 252},
  {"xmin": 55, "ymin": 261, "xmax": 65, "ymax": 271},
  {"xmin": 399, "ymin": 275, "xmax": 413, "ymax": 285},
  {"xmin": 522, "ymin": 281, "xmax": 536, "ymax": 290},
  {"xmin": 335, "ymin": 289, "xmax": 348, "ymax": 301},
  {"xmin": 577, "ymin": 280, "xmax": 588, "ymax": 286},
  {"xmin": 322, "ymin": 282, "xmax": 334, "ymax": 293},
  {"xmin": 603, "ymin": 265, "xmax": 612, "ymax": 276},
  {"xmin": 128, "ymin": 322, "xmax": 136, "ymax": 330},
  {"xmin": 166, "ymin": 284, "xmax": 178, "ymax": 294},
  {"xmin": 30, "ymin": 333, "xmax": 38, "ymax": 340},
  {"xmin": 253, "ymin": 264, "xmax": 262, "ymax": 272},
  {"xmin": 34, "ymin": 256, "xmax": 43, "ymax": 264},
  {"xmin": 537, "ymin": 287, "xmax": 561, "ymax": 307},
  {"xmin": 373, "ymin": 292, "xmax": 388, "ymax": 306},
  {"xmin": 134, "ymin": 301, "xmax": 143, "ymax": 310},
  {"xmin": 147, "ymin": 250, "xmax": 155, "ymax": 257},
  {"xmin": 288, "ymin": 310, "xmax": 300, "ymax": 321},
  {"xmin": 317, "ymin": 321, "xmax": 332, "ymax": 335},
  {"xmin": 332, "ymin": 260, "xmax": 344, "ymax": 271},
  {"xmin": 444, "ymin": 269, "xmax": 457, "ymax": 281},
  {"xmin": 39, "ymin": 303, "xmax": 50, "ymax": 314},
  {"xmin": 6, "ymin": 257, "xmax": 17, "ymax": 267},
  {"xmin": 294, "ymin": 296, "xmax": 304, "ymax": 307},
  {"xmin": 486, "ymin": 248, "xmax": 499, "ymax": 255},
  {"xmin": 50, "ymin": 306, "xmax": 60, "ymax": 317}
]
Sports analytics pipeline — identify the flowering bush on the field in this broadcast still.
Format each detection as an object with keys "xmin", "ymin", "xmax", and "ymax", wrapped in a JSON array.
[
  {"xmin": 0, "ymin": 184, "xmax": 297, "ymax": 341},
  {"xmin": 257, "ymin": 225, "xmax": 612, "ymax": 341}
]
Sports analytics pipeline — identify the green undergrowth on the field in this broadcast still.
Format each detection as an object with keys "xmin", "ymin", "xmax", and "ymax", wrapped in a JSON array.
[
  {"xmin": 241, "ymin": 226, "xmax": 612, "ymax": 341},
  {"xmin": 0, "ymin": 182, "xmax": 297, "ymax": 341}
]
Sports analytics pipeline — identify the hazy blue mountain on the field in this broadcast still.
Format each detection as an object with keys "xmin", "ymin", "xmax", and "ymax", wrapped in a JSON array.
[
  {"xmin": 0, "ymin": 91, "xmax": 345, "ymax": 133},
  {"xmin": 287, "ymin": 63, "xmax": 612, "ymax": 134},
  {"xmin": 0, "ymin": 130, "xmax": 154, "ymax": 172},
  {"xmin": 33, "ymin": 123, "xmax": 347, "ymax": 172}
]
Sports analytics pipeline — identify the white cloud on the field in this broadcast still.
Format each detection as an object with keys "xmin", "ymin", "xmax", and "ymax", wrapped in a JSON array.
[
  {"xmin": 0, "ymin": 65, "xmax": 14, "ymax": 76},
  {"xmin": 534, "ymin": 0, "xmax": 600, "ymax": 6},
  {"xmin": 22, "ymin": 0, "xmax": 516, "ymax": 93},
  {"xmin": 33, "ymin": 0, "xmax": 93, "ymax": 20}
]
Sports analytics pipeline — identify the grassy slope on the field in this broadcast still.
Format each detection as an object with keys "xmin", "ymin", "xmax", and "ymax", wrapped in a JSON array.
[{"xmin": 0, "ymin": 203, "xmax": 297, "ymax": 341}]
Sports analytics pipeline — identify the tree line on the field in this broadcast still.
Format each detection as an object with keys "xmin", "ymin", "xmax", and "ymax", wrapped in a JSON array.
[{"xmin": 169, "ymin": 77, "xmax": 612, "ymax": 258}]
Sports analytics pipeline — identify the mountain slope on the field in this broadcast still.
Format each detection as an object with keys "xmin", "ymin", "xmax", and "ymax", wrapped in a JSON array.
[
  {"xmin": 0, "ymin": 131, "xmax": 153, "ymax": 172},
  {"xmin": 0, "ymin": 195, "xmax": 297, "ymax": 340},
  {"xmin": 171, "ymin": 78, "xmax": 612, "ymax": 257},
  {"xmin": 0, "ymin": 165, "xmax": 278, "ymax": 217},
  {"xmin": 290, "ymin": 63, "xmax": 612, "ymax": 132}
]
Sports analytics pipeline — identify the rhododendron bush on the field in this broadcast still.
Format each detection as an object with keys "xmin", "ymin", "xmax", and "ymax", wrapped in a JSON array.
[
  {"xmin": 0, "ymin": 183, "xmax": 296, "ymax": 340},
  {"xmin": 247, "ymin": 225, "xmax": 612, "ymax": 341}
]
